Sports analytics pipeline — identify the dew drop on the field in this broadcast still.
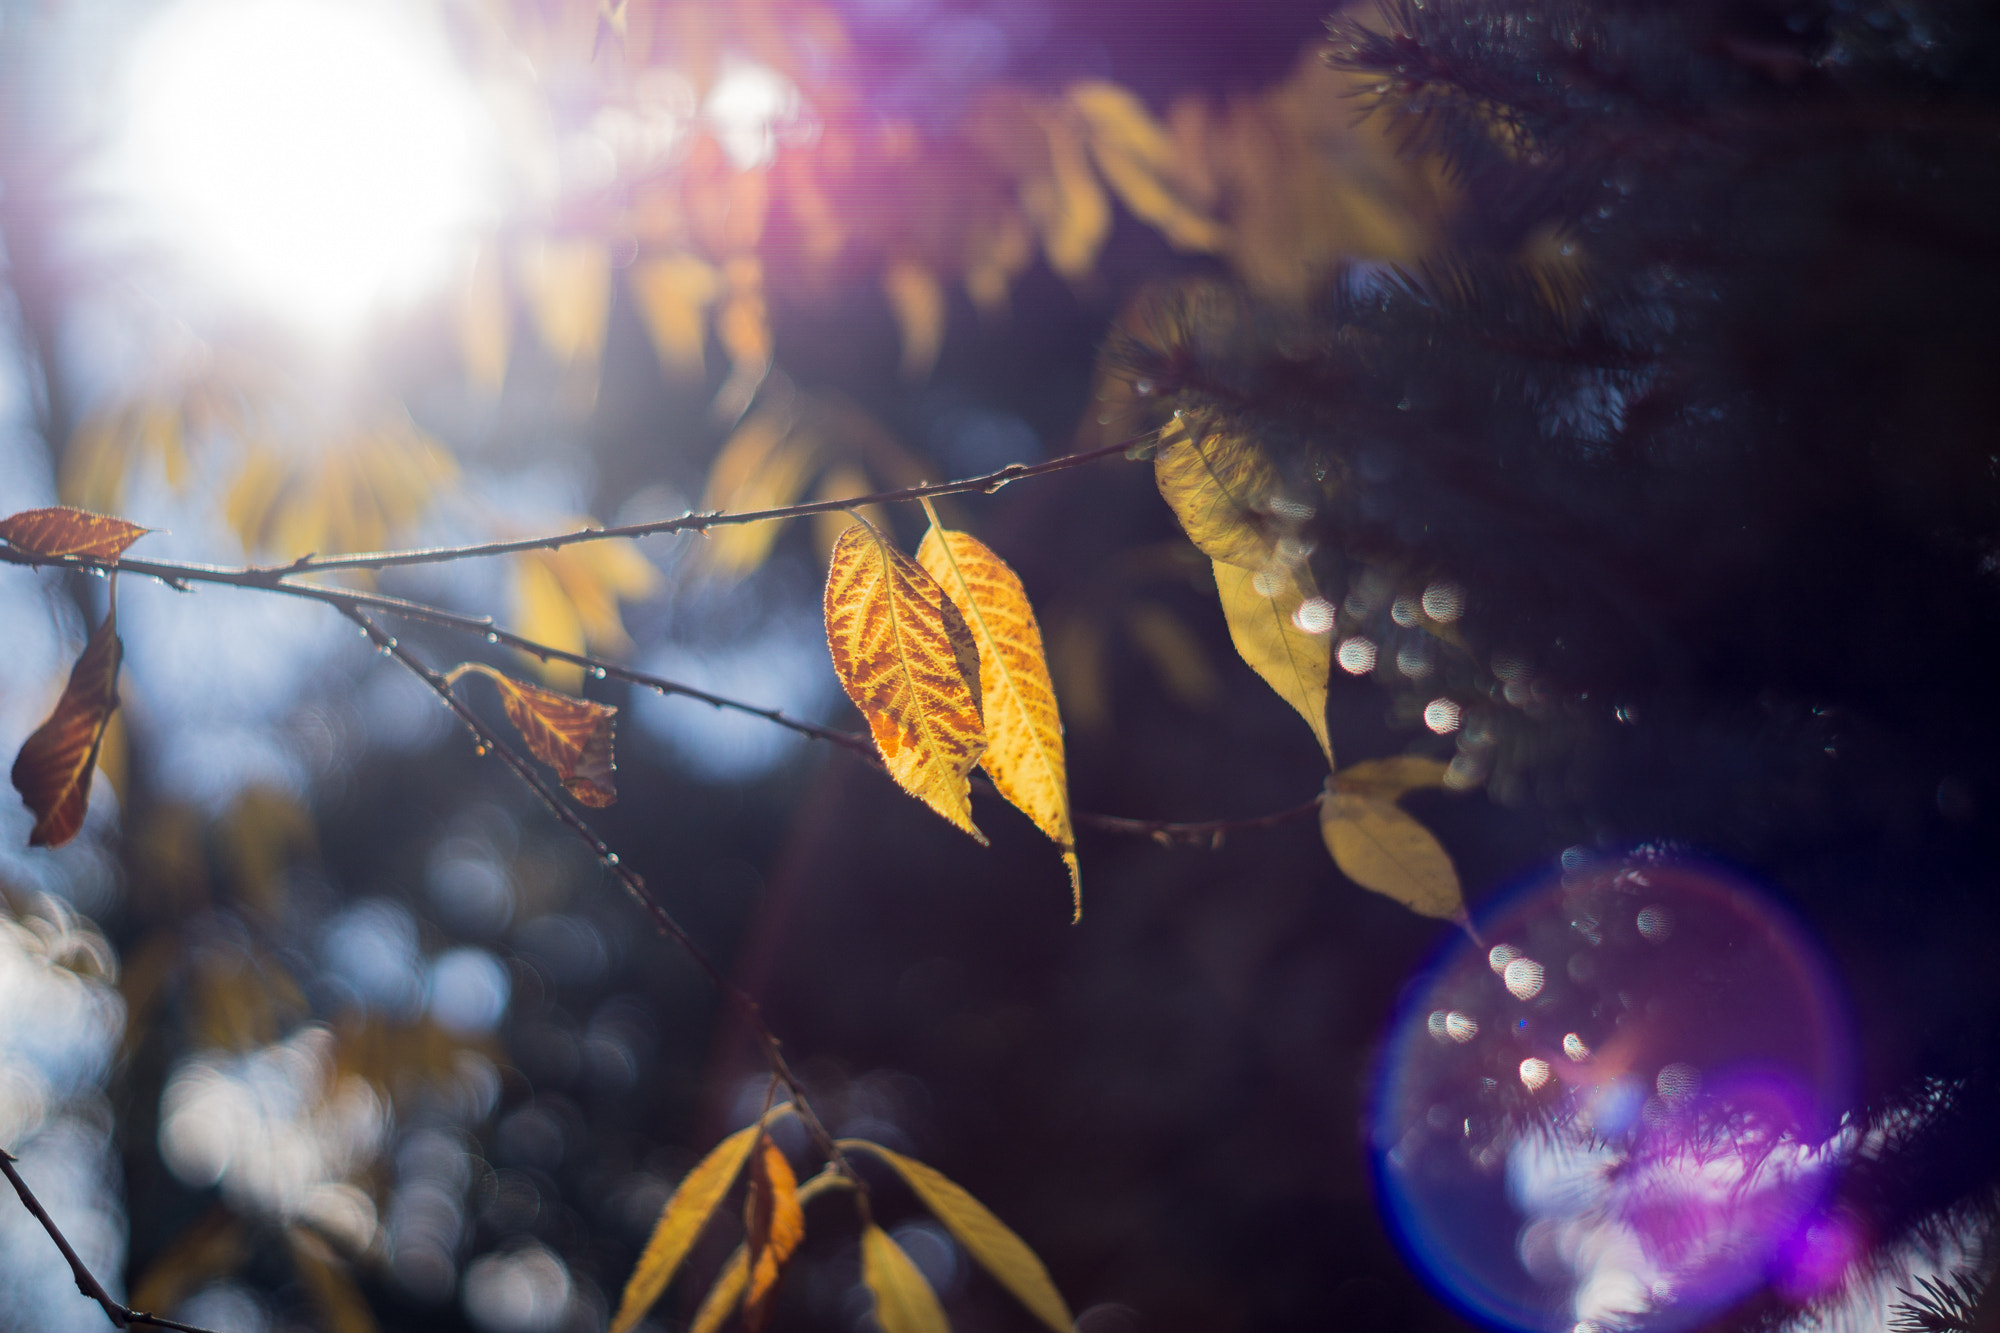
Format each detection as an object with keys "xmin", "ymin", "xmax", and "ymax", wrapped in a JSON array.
[
  {"xmin": 591, "ymin": 667, "xmax": 608, "ymax": 680},
  {"xmin": 486, "ymin": 632, "xmax": 500, "ymax": 644}
]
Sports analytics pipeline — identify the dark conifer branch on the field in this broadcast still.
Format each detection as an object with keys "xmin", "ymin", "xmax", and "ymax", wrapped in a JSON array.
[{"xmin": 0, "ymin": 1149, "xmax": 221, "ymax": 1333}]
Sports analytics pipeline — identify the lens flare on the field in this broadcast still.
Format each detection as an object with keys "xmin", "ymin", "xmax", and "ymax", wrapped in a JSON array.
[{"xmin": 1371, "ymin": 856, "xmax": 1854, "ymax": 1333}]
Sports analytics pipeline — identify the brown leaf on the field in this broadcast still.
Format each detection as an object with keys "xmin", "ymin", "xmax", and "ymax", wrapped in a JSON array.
[
  {"xmin": 824, "ymin": 520, "xmax": 989, "ymax": 843},
  {"xmin": 742, "ymin": 1135, "xmax": 805, "ymax": 1333},
  {"xmin": 0, "ymin": 507, "xmax": 150, "ymax": 560},
  {"xmin": 452, "ymin": 664, "xmax": 618, "ymax": 806},
  {"xmin": 13, "ymin": 603, "xmax": 122, "ymax": 847}
]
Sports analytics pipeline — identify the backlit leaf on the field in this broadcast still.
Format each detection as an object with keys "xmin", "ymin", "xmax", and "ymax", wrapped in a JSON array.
[
  {"xmin": 519, "ymin": 237, "xmax": 612, "ymax": 367},
  {"xmin": 700, "ymin": 412, "xmax": 819, "ymax": 577},
  {"xmin": 842, "ymin": 1140, "xmax": 1072, "ymax": 1333},
  {"xmin": 512, "ymin": 529, "xmax": 660, "ymax": 689},
  {"xmin": 1071, "ymin": 82, "xmax": 1225, "ymax": 252},
  {"xmin": 860, "ymin": 1224, "xmax": 950, "ymax": 1333},
  {"xmin": 1213, "ymin": 559, "xmax": 1334, "ymax": 768},
  {"xmin": 631, "ymin": 253, "xmax": 722, "ymax": 378},
  {"xmin": 611, "ymin": 1122, "xmax": 764, "ymax": 1333},
  {"xmin": 918, "ymin": 511, "xmax": 1078, "ymax": 917},
  {"xmin": 1321, "ymin": 788, "xmax": 1463, "ymax": 920},
  {"xmin": 691, "ymin": 1244, "xmax": 751, "ymax": 1333},
  {"xmin": 0, "ymin": 507, "xmax": 150, "ymax": 560},
  {"xmin": 825, "ymin": 521, "xmax": 988, "ymax": 844},
  {"xmin": 883, "ymin": 260, "xmax": 945, "ymax": 380},
  {"xmin": 742, "ymin": 1136, "xmax": 805, "ymax": 1333},
  {"xmin": 452, "ymin": 663, "xmax": 618, "ymax": 806},
  {"xmin": 1154, "ymin": 413, "xmax": 1287, "ymax": 570},
  {"xmin": 12, "ymin": 602, "xmax": 122, "ymax": 848},
  {"xmin": 1026, "ymin": 107, "xmax": 1110, "ymax": 280}
]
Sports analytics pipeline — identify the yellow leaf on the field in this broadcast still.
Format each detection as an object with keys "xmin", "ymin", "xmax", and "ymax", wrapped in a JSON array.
[
  {"xmin": 1321, "ymin": 788, "xmax": 1463, "ymax": 920},
  {"xmin": 824, "ymin": 521, "xmax": 988, "ymax": 844},
  {"xmin": 742, "ymin": 1136, "xmax": 804, "ymax": 1333},
  {"xmin": 512, "ymin": 553, "xmax": 586, "ymax": 691},
  {"xmin": 917, "ymin": 510, "xmax": 1078, "ymax": 918},
  {"xmin": 964, "ymin": 211, "xmax": 1034, "ymax": 316},
  {"xmin": 691, "ymin": 1244, "xmax": 751, "ymax": 1333},
  {"xmin": 1153, "ymin": 413, "xmax": 1288, "ymax": 570},
  {"xmin": 883, "ymin": 261, "xmax": 945, "ymax": 380},
  {"xmin": 842, "ymin": 1140, "xmax": 1072, "ymax": 1333},
  {"xmin": 1334, "ymin": 756, "xmax": 1450, "ymax": 800},
  {"xmin": 461, "ymin": 238, "xmax": 511, "ymax": 394},
  {"xmin": 287, "ymin": 1227, "xmax": 378, "ymax": 1333},
  {"xmin": 700, "ymin": 412, "xmax": 819, "ymax": 577},
  {"xmin": 1071, "ymin": 81, "xmax": 1225, "ymax": 252},
  {"xmin": 860, "ymin": 1224, "xmax": 950, "ymax": 1333},
  {"xmin": 611, "ymin": 1122, "xmax": 764, "ymax": 1333},
  {"xmin": 631, "ymin": 253, "xmax": 722, "ymax": 378},
  {"xmin": 1212, "ymin": 559, "xmax": 1334, "ymax": 768},
  {"xmin": 1026, "ymin": 107, "xmax": 1110, "ymax": 280},
  {"xmin": 518, "ymin": 237, "xmax": 612, "ymax": 366}
]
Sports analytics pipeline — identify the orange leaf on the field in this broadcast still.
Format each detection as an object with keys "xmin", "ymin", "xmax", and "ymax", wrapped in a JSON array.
[
  {"xmin": 741, "ymin": 1135, "xmax": 805, "ymax": 1333},
  {"xmin": 0, "ymin": 507, "xmax": 150, "ymax": 560},
  {"xmin": 453, "ymin": 664, "xmax": 617, "ymax": 806},
  {"xmin": 12, "ymin": 601, "xmax": 122, "ymax": 847},
  {"xmin": 824, "ymin": 521, "xmax": 988, "ymax": 843}
]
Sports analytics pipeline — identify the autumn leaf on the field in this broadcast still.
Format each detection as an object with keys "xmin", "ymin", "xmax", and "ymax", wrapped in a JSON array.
[
  {"xmin": 691, "ymin": 1244, "xmax": 752, "ymax": 1333},
  {"xmin": 1153, "ymin": 412, "xmax": 1288, "ymax": 570},
  {"xmin": 0, "ymin": 506, "xmax": 151, "ymax": 560},
  {"xmin": 510, "ymin": 527, "xmax": 660, "ymax": 689},
  {"xmin": 1124, "ymin": 602, "xmax": 1220, "ymax": 708},
  {"xmin": 811, "ymin": 465, "xmax": 888, "ymax": 564},
  {"xmin": 1071, "ymin": 81, "xmax": 1225, "ymax": 252},
  {"xmin": 1025, "ymin": 105, "xmax": 1111, "ymax": 280},
  {"xmin": 519, "ymin": 237, "xmax": 611, "ymax": 367},
  {"xmin": 825, "ymin": 520, "xmax": 989, "ymax": 843},
  {"xmin": 12, "ymin": 601, "xmax": 122, "ymax": 848},
  {"xmin": 1334, "ymin": 755, "xmax": 1450, "ymax": 800},
  {"xmin": 1321, "ymin": 774, "xmax": 1462, "ymax": 921},
  {"xmin": 1213, "ymin": 559, "xmax": 1334, "ymax": 768},
  {"xmin": 842, "ymin": 1140, "xmax": 1072, "ymax": 1333},
  {"xmin": 460, "ymin": 238, "xmax": 511, "ymax": 395},
  {"xmin": 699, "ymin": 411, "xmax": 820, "ymax": 577},
  {"xmin": 449, "ymin": 663, "xmax": 618, "ymax": 806},
  {"xmin": 742, "ymin": 1135, "xmax": 805, "ymax": 1333},
  {"xmin": 860, "ymin": 1224, "xmax": 949, "ymax": 1333},
  {"xmin": 917, "ymin": 506, "xmax": 1079, "ymax": 916},
  {"xmin": 631, "ymin": 253, "xmax": 722, "ymax": 379},
  {"xmin": 611, "ymin": 1122, "xmax": 765, "ymax": 1333},
  {"xmin": 883, "ymin": 260, "xmax": 946, "ymax": 380}
]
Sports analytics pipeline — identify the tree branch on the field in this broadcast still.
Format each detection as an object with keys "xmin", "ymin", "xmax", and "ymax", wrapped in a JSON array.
[
  {"xmin": 249, "ymin": 437, "xmax": 1143, "ymax": 575},
  {"xmin": 1074, "ymin": 795, "xmax": 1325, "ymax": 848},
  {"xmin": 0, "ymin": 1148, "xmax": 220, "ymax": 1333}
]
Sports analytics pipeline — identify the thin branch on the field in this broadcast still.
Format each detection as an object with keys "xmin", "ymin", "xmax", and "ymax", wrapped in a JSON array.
[
  {"xmin": 250, "ymin": 437, "xmax": 1142, "ymax": 575},
  {"xmin": 338, "ymin": 608, "xmax": 858, "ymax": 1186},
  {"xmin": 0, "ymin": 1148, "xmax": 220, "ymax": 1333},
  {"xmin": 1074, "ymin": 794, "xmax": 1325, "ymax": 848}
]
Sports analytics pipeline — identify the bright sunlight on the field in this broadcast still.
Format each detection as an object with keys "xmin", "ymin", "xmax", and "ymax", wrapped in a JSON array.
[{"xmin": 117, "ymin": 0, "xmax": 495, "ymax": 338}]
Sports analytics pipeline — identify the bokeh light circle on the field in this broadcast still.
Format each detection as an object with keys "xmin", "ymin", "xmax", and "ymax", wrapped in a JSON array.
[{"xmin": 1371, "ymin": 854, "xmax": 1855, "ymax": 1332}]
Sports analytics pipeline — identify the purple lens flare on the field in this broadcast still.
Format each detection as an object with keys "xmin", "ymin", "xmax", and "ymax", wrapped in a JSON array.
[{"xmin": 1371, "ymin": 854, "xmax": 1857, "ymax": 1332}]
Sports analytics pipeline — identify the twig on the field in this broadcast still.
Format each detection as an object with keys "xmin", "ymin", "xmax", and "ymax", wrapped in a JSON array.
[
  {"xmin": 0, "ymin": 1148, "xmax": 220, "ymax": 1333},
  {"xmin": 339, "ymin": 608, "xmax": 858, "ymax": 1186},
  {"xmin": 250, "ymin": 437, "xmax": 1141, "ymax": 575},
  {"xmin": 1074, "ymin": 795, "xmax": 1325, "ymax": 848}
]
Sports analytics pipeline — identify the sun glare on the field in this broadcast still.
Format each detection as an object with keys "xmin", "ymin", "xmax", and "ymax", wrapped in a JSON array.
[{"xmin": 118, "ymin": 0, "xmax": 494, "ymax": 338}]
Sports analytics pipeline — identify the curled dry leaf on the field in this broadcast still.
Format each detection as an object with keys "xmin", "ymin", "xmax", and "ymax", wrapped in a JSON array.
[
  {"xmin": 1213, "ymin": 560, "xmax": 1334, "ymax": 768},
  {"xmin": 610, "ymin": 1122, "xmax": 764, "ymax": 1333},
  {"xmin": 918, "ymin": 508, "xmax": 1080, "ymax": 917},
  {"xmin": 0, "ymin": 506, "xmax": 151, "ymax": 560},
  {"xmin": 842, "ymin": 1139, "xmax": 1073, "ymax": 1333},
  {"xmin": 742, "ymin": 1136, "xmax": 805, "ymax": 1333},
  {"xmin": 825, "ymin": 520, "xmax": 989, "ymax": 844},
  {"xmin": 860, "ymin": 1224, "xmax": 950, "ymax": 1333},
  {"xmin": 1321, "ymin": 784, "xmax": 1463, "ymax": 921},
  {"xmin": 1154, "ymin": 412, "xmax": 1286, "ymax": 570},
  {"xmin": 12, "ymin": 602, "xmax": 123, "ymax": 848},
  {"xmin": 451, "ymin": 663, "xmax": 617, "ymax": 806}
]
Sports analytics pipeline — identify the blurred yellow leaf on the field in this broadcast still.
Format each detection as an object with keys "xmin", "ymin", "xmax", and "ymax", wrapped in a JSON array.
[
  {"xmin": 1154, "ymin": 413, "xmax": 1288, "ymax": 570},
  {"xmin": 824, "ymin": 520, "xmax": 988, "ymax": 844},
  {"xmin": 742, "ymin": 1136, "xmax": 804, "ymax": 1333},
  {"xmin": 287, "ymin": 1226, "xmax": 378, "ymax": 1333},
  {"xmin": 1334, "ymin": 756, "xmax": 1450, "ymax": 800},
  {"xmin": 518, "ymin": 237, "xmax": 612, "ymax": 367},
  {"xmin": 715, "ymin": 256, "xmax": 773, "ymax": 419},
  {"xmin": 691, "ymin": 1244, "xmax": 751, "ymax": 1333},
  {"xmin": 700, "ymin": 411, "xmax": 821, "ymax": 577},
  {"xmin": 461, "ymin": 238, "xmax": 512, "ymax": 395},
  {"xmin": 1071, "ymin": 81, "xmax": 1225, "ymax": 252},
  {"xmin": 512, "ymin": 554, "xmax": 584, "ymax": 690},
  {"xmin": 964, "ymin": 210, "xmax": 1034, "ymax": 315},
  {"xmin": 883, "ymin": 260, "xmax": 946, "ymax": 380},
  {"xmin": 1123, "ymin": 602, "xmax": 1220, "ymax": 708},
  {"xmin": 631, "ymin": 253, "xmax": 722, "ymax": 379},
  {"xmin": 1213, "ymin": 559, "xmax": 1334, "ymax": 768},
  {"xmin": 811, "ymin": 465, "xmax": 886, "ymax": 563},
  {"xmin": 511, "ymin": 531, "xmax": 658, "ymax": 689},
  {"xmin": 1321, "ymin": 785, "xmax": 1462, "ymax": 920},
  {"xmin": 611, "ymin": 1122, "xmax": 764, "ymax": 1333},
  {"xmin": 230, "ymin": 425, "xmax": 457, "ymax": 561},
  {"xmin": 1024, "ymin": 106, "xmax": 1110, "ymax": 280},
  {"xmin": 842, "ymin": 1140, "xmax": 1072, "ymax": 1333},
  {"xmin": 918, "ymin": 510, "xmax": 1078, "ymax": 917},
  {"xmin": 860, "ymin": 1224, "xmax": 949, "ymax": 1333},
  {"xmin": 219, "ymin": 784, "xmax": 316, "ymax": 919}
]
